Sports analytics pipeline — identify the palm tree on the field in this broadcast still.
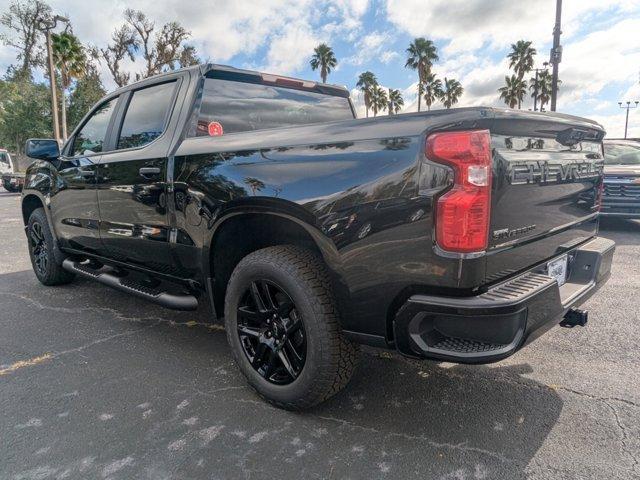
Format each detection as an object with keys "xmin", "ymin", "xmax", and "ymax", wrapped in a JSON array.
[
  {"xmin": 498, "ymin": 75, "xmax": 527, "ymax": 109},
  {"xmin": 440, "ymin": 78, "xmax": 463, "ymax": 109},
  {"xmin": 405, "ymin": 37, "xmax": 438, "ymax": 112},
  {"xmin": 356, "ymin": 71, "xmax": 377, "ymax": 118},
  {"xmin": 529, "ymin": 70, "xmax": 558, "ymax": 111},
  {"xmin": 52, "ymin": 31, "xmax": 87, "ymax": 141},
  {"xmin": 422, "ymin": 72, "xmax": 443, "ymax": 111},
  {"xmin": 388, "ymin": 89, "xmax": 404, "ymax": 115},
  {"xmin": 310, "ymin": 43, "xmax": 337, "ymax": 83},
  {"xmin": 507, "ymin": 40, "xmax": 536, "ymax": 80},
  {"xmin": 370, "ymin": 86, "xmax": 388, "ymax": 117}
]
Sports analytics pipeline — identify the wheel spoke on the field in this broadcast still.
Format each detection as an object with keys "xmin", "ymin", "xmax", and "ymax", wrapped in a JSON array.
[
  {"xmin": 237, "ymin": 306, "xmax": 268, "ymax": 324},
  {"xmin": 29, "ymin": 228, "xmax": 41, "ymax": 246},
  {"xmin": 285, "ymin": 310, "xmax": 302, "ymax": 334},
  {"xmin": 262, "ymin": 350, "xmax": 278, "ymax": 379},
  {"xmin": 237, "ymin": 324, "xmax": 261, "ymax": 338},
  {"xmin": 277, "ymin": 301, "xmax": 294, "ymax": 318},
  {"xmin": 285, "ymin": 339, "xmax": 304, "ymax": 364},
  {"xmin": 251, "ymin": 342, "xmax": 269, "ymax": 369},
  {"xmin": 278, "ymin": 349, "xmax": 297, "ymax": 379},
  {"xmin": 250, "ymin": 281, "xmax": 267, "ymax": 311}
]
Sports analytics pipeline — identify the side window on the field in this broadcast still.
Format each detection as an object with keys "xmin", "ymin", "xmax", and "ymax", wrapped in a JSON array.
[
  {"xmin": 71, "ymin": 97, "xmax": 118, "ymax": 156},
  {"xmin": 117, "ymin": 81, "xmax": 176, "ymax": 150}
]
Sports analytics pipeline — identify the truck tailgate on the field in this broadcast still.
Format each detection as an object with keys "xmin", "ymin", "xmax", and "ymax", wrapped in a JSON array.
[{"xmin": 485, "ymin": 112, "xmax": 605, "ymax": 282}]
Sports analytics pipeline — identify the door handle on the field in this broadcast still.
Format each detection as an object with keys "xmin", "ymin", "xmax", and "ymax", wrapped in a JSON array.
[{"xmin": 139, "ymin": 167, "xmax": 161, "ymax": 177}]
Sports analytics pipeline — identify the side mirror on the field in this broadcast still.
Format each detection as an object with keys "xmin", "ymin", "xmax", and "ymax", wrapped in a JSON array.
[{"xmin": 25, "ymin": 138, "xmax": 60, "ymax": 161}]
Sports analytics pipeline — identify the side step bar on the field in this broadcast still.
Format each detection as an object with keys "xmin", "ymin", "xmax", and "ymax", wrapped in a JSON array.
[{"xmin": 62, "ymin": 259, "xmax": 198, "ymax": 311}]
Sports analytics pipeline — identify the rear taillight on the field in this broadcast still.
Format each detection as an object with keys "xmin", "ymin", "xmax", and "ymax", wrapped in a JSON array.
[{"xmin": 426, "ymin": 130, "xmax": 492, "ymax": 253}]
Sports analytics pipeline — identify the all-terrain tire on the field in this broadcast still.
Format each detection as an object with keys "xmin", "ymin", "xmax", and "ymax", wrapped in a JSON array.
[
  {"xmin": 27, "ymin": 208, "xmax": 75, "ymax": 286},
  {"xmin": 224, "ymin": 245, "xmax": 359, "ymax": 410}
]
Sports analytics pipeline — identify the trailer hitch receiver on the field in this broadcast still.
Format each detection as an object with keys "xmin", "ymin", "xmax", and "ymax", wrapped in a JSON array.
[{"xmin": 560, "ymin": 308, "xmax": 588, "ymax": 328}]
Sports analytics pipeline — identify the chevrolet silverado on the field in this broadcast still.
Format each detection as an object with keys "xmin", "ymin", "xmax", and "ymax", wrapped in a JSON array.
[{"xmin": 21, "ymin": 64, "xmax": 614, "ymax": 409}]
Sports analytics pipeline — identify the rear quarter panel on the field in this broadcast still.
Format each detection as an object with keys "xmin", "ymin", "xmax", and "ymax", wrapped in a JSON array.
[{"xmin": 171, "ymin": 111, "xmax": 493, "ymax": 337}]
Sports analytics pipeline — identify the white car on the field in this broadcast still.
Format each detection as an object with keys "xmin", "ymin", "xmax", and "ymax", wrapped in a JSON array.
[{"xmin": 0, "ymin": 149, "xmax": 24, "ymax": 193}]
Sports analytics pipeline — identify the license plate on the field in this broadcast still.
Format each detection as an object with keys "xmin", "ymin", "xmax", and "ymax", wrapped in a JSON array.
[
  {"xmin": 547, "ymin": 255, "xmax": 568, "ymax": 286},
  {"xmin": 10, "ymin": 178, "xmax": 16, "ymax": 184}
]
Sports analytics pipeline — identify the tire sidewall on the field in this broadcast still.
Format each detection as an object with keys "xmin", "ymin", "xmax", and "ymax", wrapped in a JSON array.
[{"xmin": 225, "ymin": 255, "xmax": 331, "ymax": 406}]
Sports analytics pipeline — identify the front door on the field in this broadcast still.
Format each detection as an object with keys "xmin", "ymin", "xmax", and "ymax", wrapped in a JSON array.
[
  {"xmin": 50, "ymin": 96, "xmax": 119, "ymax": 253},
  {"xmin": 97, "ymin": 80, "xmax": 179, "ymax": 271}
]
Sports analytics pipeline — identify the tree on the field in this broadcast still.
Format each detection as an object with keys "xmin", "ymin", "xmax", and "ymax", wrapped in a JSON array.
[
  {"xmin": 67, "ymin": 60, "xmax": 106, "ymax": 132},
  {"xmin": 440, "ymin": 78, "xmax": 463, "ymax": 109},
  {"xmin": 529, "ymin": 70, "xmax": 559, "ymax": 111},
  {"xmin": 309, "ymin": 43, "xmax": 337, "ymax": 83},
  {"xmin": 498, "ymin": 75, "xmax": 527, "ymax": 109},
  {"xmin": 405, "ymin": 38, "xmax": 438, "ymax": 112},
  {"xmin": 356, "ymin": 71, "xmax": 377, "ymax": 118},
  {"xmin": 370, "ymin": 85, "xmax": 388, "ymax": 117},
  {"xmin": 52, "ymin": 31, "xmax": 86, "ymax": 140},
  {"xmin": 97, "ymin": 25, "xmax": 138, "ymax": 87},
  {"xmin": 507, "ymin": 40, "xmax": 536, "ymax": 80},
  {"xmin": 388, "ymin": 89, "xmax": 404, "ymax": 115},
  {"xmin": 0, "ymin": 75, "xmax": 52, "ymax": 155},
  {"xmin": 96, "ymin": 10, "xmax": 198, "ymax": 87},
  {"xmin": 124, "ymin": 9, "xmax": 198, "ymax": 80},
  {"xmin": 0, "ymin": 0, "xmax": 52, "ymax": 77},
  {"xmin": 422, "ymin": 72, "xmax": 443, "ymax": 111}
]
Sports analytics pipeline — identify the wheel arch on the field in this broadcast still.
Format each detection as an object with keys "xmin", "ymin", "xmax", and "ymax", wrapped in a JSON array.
[
  {"xmin": 205, "ymin": 206, "xmax": 348, "ymax": 320},
  {"xmin": 21, "ymin": 193, "xmax": 45, "ymax": 226}
]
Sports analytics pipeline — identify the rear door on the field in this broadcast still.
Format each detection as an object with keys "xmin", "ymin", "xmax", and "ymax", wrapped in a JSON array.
[
  {"xmin": 97, "ymin": 78, "xmax": 182, "ymax": 271},
  {"xmin": 485, "ymin": 112, "xmax": 605, "ymax": 281}
]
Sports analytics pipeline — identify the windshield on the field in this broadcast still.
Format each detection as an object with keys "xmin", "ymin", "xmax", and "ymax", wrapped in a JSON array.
[{"xmin": 604, "ymin": 142, "xmax": 640, "ymax": 165}]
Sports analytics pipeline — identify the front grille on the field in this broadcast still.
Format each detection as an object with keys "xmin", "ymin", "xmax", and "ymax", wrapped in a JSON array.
[{"xmin": 604, "ymin": 182, "xmax": 640, "ymax": 198}]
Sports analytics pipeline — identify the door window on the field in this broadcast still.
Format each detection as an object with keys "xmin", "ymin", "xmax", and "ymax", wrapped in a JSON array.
[
  {"xmin": 117, "ymin": 82, "xmax": 176, "ymax": 150},
  {"xmin": 71, "ymin": 97, "xmax": 118, "ymax": 156}
]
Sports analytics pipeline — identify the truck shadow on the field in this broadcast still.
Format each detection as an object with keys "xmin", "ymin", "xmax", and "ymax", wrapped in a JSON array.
[
  {"xmin": 599, "ymin": 217, "xmax": 640, "ymax": 246},
  {"xmin": 1, "ymin": 270, "xmax": 561, "ymax": 479}
]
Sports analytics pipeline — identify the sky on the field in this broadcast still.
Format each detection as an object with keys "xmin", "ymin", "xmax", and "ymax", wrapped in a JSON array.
[{"xmin": 1, "ymin": 0, "xmax": 640, "ymax": 137}]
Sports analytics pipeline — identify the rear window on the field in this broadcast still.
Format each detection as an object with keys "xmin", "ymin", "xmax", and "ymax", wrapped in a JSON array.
[
  {"xmin": 193, "ymin": 78, "xmax": 354, "ymax": 136},
  {"xmin": 117, "ymin": 81, "xmax": 176, "ymax": 150},
  {"xmin": 604, "ymin": 142, "xmax": 640, "ymax": 165},
  {"xmin": 0, "ymin": 152, "xmax": 9, "ymax": 166}
]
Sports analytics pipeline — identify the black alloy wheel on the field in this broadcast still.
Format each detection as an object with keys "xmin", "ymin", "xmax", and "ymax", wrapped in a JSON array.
[
  {"xmin": 236, "ymin": 279, "xmax": 306, "ymax": 385},
  {"xmin": 29, "ymin": 221, "xmax": 49, "ymax": 277}
]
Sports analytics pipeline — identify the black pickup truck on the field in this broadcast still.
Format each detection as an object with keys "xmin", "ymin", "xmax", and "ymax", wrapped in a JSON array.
[{"xmin": 21, "ymin": 64, "xmax": 614, "ymax": 409}]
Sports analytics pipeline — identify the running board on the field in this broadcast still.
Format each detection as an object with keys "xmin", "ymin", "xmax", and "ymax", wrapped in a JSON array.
[{"xmin": 62, "ymin": 259, "xmax": 198, "ymax": 311}]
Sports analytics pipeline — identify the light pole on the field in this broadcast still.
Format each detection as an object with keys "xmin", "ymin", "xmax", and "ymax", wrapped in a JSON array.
[
  {"xmin": 619, "ymin": 101, "xmax": 639, "ymax": 139},
  {"xmin": 532, "ymin": 62, "xmax": 550, "ymax": 112},
  {"xmin": 37, "ymin": 14, "xmax": 69, "ymax": 145},
  {"xmin": 549, "ymin": 0, "xmax": 562, "ymax": 111}
]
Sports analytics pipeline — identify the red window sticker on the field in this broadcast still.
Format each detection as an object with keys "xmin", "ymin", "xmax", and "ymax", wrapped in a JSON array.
[{"xmin": 207, "ymin": 121, "xmax": 224, "ymax": 137}]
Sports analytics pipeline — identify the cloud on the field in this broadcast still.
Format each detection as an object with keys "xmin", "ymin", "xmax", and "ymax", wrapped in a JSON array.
[
  {"xmin": 34, "ymin": 0, "xmax": 370, "ymax": 85},
  {"xmin": 343, "ymin": 31, "xmax": 394, "ymax": 66},
  {"xmin": 384, "ymin": 0, "xmax": 639, "ymax": 54},
  {"xmin": 263, "ymin": 24, "xmax": 320, "ymax": 75}
]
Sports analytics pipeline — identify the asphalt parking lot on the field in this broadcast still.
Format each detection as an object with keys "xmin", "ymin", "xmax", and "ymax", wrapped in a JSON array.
[{"xmin": 1, "ymin": 187, "xmax": 639, "ymax": 480}]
